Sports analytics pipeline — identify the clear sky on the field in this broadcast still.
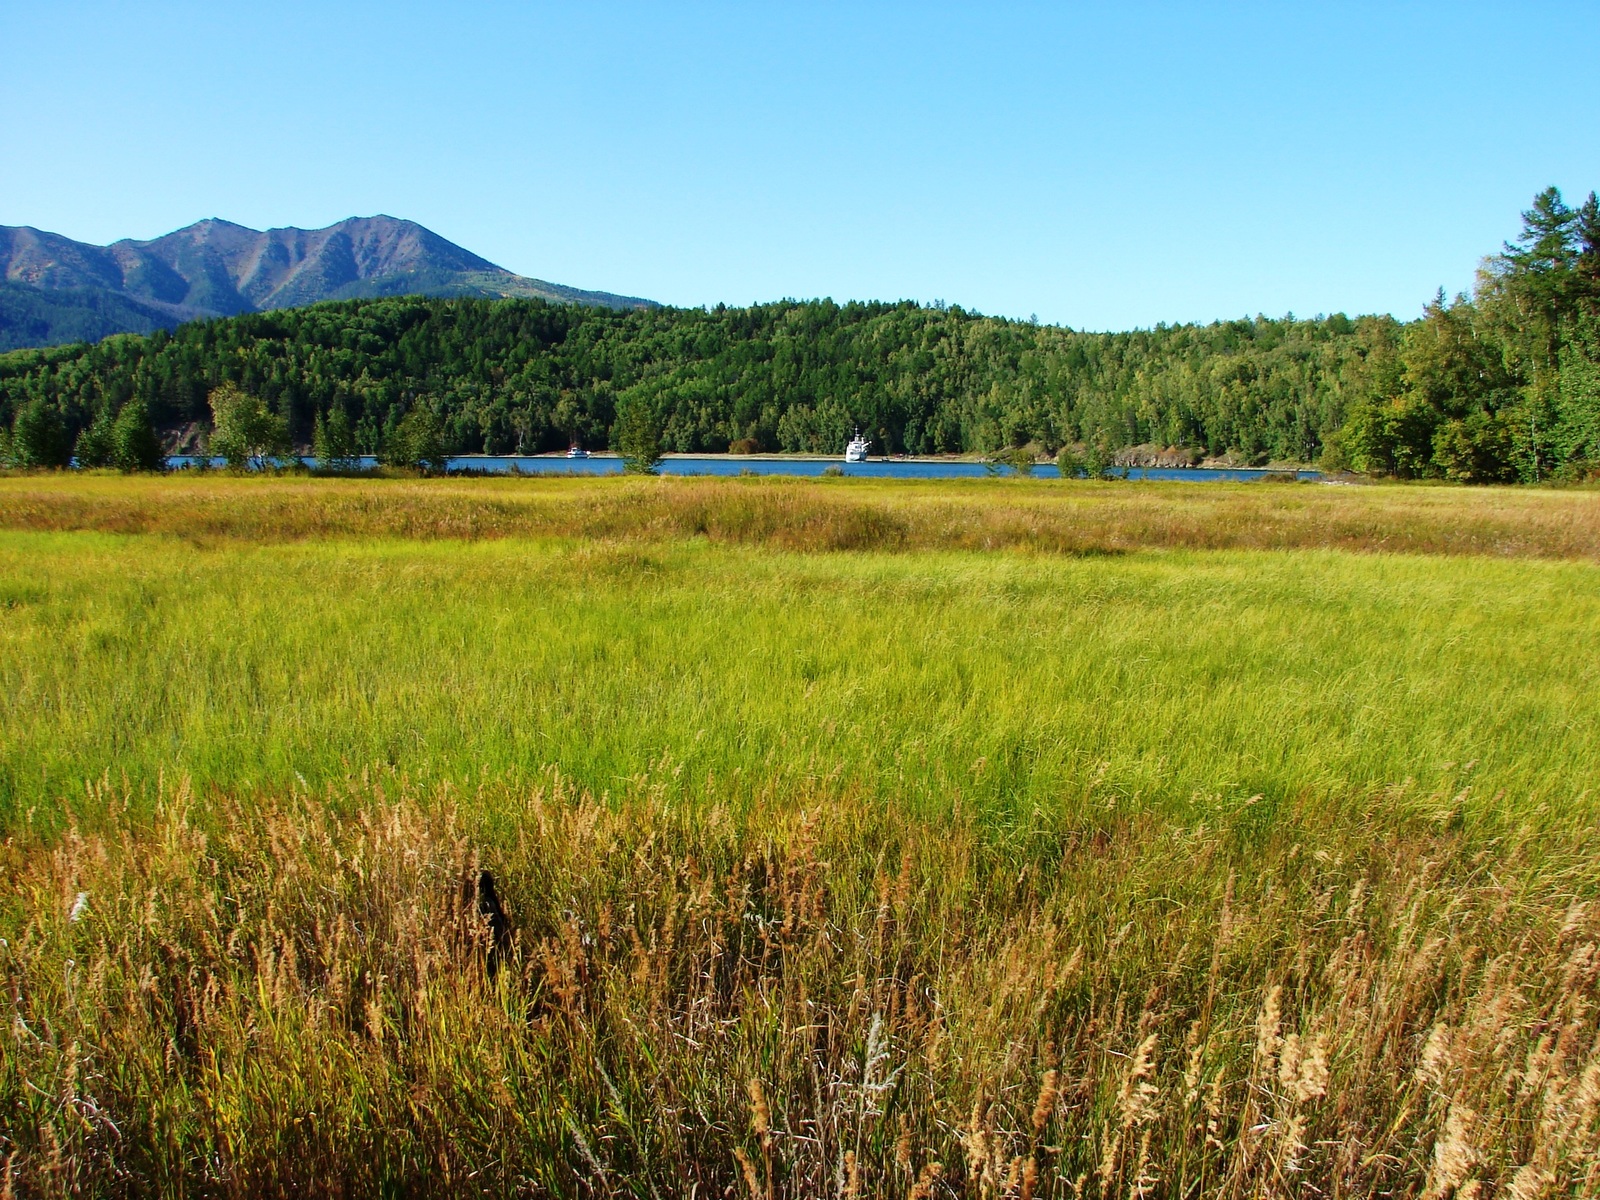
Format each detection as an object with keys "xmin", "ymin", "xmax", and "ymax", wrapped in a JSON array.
[{"xmin": 3, "ymin": 2, "xmax": 1597, "ymax": 330}]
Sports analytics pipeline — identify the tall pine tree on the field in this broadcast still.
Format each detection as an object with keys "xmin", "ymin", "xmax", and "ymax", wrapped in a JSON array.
[{"xmin": 110, "ymin": 399, "xmax": 164, "ymax": 472}]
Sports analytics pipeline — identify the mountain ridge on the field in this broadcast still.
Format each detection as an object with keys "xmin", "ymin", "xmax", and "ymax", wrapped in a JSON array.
[{"xmin": 0, "ymin": 216, "xmax": 654, "ymax": 349}]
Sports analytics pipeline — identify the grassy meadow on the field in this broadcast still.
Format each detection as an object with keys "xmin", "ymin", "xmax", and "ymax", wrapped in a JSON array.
[{"xmin": 2, "ymin": 474, "xmax": 1599, "ymax": 1197}]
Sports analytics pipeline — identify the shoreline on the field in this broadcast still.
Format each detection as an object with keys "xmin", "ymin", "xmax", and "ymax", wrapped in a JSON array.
[{"xmin": 456, "ymin": 451, "xmax": 1319, "ymax": 472}]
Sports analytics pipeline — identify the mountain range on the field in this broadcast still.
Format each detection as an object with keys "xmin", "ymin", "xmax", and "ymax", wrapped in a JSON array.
[{"xmin": 0, "ymin": 215, "xmax": 654, "ymax": 351}]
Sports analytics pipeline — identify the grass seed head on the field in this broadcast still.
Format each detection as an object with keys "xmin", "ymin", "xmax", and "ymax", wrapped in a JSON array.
[{"xmin": 1032, "ymin": 1068, "xmax": 1061, "ymax": 1135}]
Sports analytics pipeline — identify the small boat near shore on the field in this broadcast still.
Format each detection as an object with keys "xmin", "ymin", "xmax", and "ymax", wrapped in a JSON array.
[
  {"xmin": 169, "ymin": 451, "xmax": 1322, "ymax": 481},
  {"xmin": 566, "ymin": 445, "xmax": 590, "ymax": 459},
  {"xmin": 844, "ymin": 430, "xmax": 870, "ymax": 463}
]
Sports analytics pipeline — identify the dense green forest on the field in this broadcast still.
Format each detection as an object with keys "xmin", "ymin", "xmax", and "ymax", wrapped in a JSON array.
[
  {"xmin": 0, "ymin": 281, "xmax": 173, "ymax": 353},
  {"xmin": 2, "ymin": 188, "xmax": 1597, "ymax": 479}
]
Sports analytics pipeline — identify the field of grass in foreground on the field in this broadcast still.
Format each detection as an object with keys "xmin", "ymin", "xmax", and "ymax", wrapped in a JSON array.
[{"xmin": 2, "ymin": 475, "xmax": 1599, "ymax": 1197}]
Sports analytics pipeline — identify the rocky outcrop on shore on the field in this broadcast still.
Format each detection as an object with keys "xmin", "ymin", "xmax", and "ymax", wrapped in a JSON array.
[{"xmin": 1110, "ymin": 443, "xmax": 1205, "ymax": 468}]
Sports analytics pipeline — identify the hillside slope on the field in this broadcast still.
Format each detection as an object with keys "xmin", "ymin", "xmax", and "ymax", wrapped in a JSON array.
[
  {"xmin": 0, "ymin": 281, "xmax": 175, "ymax": 352},
  {"xmin": 0, "ymin": 294, "xmax": 1392, "ymax": 461},
  {"xmin": 0, "ymin": 216, "xmax": 653, "ymax": 347}
]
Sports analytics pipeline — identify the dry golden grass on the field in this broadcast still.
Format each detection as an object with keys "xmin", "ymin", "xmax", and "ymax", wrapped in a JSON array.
[
  {"xmin": 4, "ymin": 775, "xmax": 1598, "ymax": 1197},
  {"xmin": 1, "ymin": 472, "xmax": 1598, "ymax": 557}
]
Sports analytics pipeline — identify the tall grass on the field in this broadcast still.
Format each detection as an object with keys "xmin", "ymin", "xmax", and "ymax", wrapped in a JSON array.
[
  {"xmin": 1, "ymin": 477, "xmax": 1598, "ymax": 1195},
  {"xmin": 2, "ymin": 473, "xmax": 1599, "ymax": 557},
  {"xmin": 4, "ymin": 776, "xmax": 1598, "ymax": 1196},
  {"xmin": 1, "ymin": 534, "xmax": 1597, "ymax": 831}
]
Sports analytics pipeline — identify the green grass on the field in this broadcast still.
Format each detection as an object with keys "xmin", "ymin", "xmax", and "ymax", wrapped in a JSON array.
[
  {"xmin": 3, "ymin": 532, "xmax": 1597, "ymax": 833},
  {"xmin": 2, "ymin": 476, "xmax": 1600, "ymax": 1197}
]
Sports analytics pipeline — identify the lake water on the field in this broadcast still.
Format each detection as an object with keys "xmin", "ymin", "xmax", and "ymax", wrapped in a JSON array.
[{"xmin": 166, "ymin": 454, "xmax": 1321, "ymax": 483}]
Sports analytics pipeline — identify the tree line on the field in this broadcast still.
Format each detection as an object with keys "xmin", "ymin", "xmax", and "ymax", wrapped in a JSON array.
[{"xmin": 2, "ymin": 188, "xmax": 1596, "ymax": 480}]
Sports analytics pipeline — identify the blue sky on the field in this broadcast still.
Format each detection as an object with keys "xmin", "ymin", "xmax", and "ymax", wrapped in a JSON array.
[{"xmin": 3, "ymin": 2, "xmax": 1597, "ymax": 329}]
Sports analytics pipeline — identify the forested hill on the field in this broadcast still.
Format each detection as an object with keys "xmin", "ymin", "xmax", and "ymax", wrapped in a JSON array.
[
  {"xmin": 2, "ymin": 188, "xmax": 1597, "ymax": 479},
  {"xmin": 0, "ymin": 297, "xmax": 1395, "ymax": 463}
]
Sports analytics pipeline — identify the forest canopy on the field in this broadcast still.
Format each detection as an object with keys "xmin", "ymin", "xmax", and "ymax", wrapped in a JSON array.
[{"xmin": 2, "ymin": 188, "xmax": 1596, "ymax": 480}]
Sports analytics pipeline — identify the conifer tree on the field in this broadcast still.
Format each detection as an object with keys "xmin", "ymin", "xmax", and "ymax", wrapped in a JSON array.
[
  {"xmin": 10, "ymin": 399, "xmax": 70, "ymax": 468},
  {"xmin": 313, "ymin": 406, "xmax": 360, "ymax": 471},
  {"xmin": 110, "ymin": 399, "xmax": 164, "ymax": 472},
  {"xmin": 1576, "ymin": 191, "xmax": 1600, "ymax": 305},
  {"xmin": 74, "ymin": 407, "xmax": 116, "ymax": 468},
  {"xmin": 1486, "ymin": 187, "xmax": 1581, "ymax": 376}
]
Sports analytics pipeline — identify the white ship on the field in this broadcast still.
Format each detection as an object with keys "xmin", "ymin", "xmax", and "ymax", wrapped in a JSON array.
[
  {"xmin": 844, "ymin": 430, "xmax": 870, "ymax": 463},
  {"xmin": 566, "ymin": 444, "xmax": 590, "ymax": 459}
]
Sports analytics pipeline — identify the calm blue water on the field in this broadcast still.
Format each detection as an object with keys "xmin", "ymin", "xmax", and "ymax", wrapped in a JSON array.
[{"xmin": 165, "ymin": 454, "xmax": 1321, "ymax": 482}]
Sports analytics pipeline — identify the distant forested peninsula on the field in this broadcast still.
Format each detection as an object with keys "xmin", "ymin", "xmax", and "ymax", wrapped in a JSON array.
[{"xmin": 3, "ymin": 188, "xmax": 1597, "ymax": 480}]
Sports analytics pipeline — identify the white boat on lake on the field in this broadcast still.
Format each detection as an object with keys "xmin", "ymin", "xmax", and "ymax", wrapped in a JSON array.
[
  {"xmin": 566, "ymin": 445, "xmax": 590, "ymax": 459},
  {"xmin": 845, "ymin": 431, "xmax": 870, "ymax": 463}
]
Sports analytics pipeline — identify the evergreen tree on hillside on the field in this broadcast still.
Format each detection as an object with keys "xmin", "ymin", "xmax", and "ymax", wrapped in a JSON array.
[
  {"xmin": 110, "ymin": 398, "xmax": 164, "ymax": 472},
  {"xmin": 1481, "ymin": 187, "xmax": 1582, "ymax": 381},
  {"xmin": 74, "ymin": 407, "xmax": 115, "ymax": 468},
  {"xmin": 313, "ymin": 406, "xmax": 361, "ymax": 471},
  {"xmin": 10, "ymin": 399, "xmax": 70, "ymax": 468},
  {"xmin": 1502, "ymin": 188, "xmax": 1580, "ymax": 278},
  {"xmin": 1576, "ymin": 191, "xmax": 1600, "ymax": 305}
]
